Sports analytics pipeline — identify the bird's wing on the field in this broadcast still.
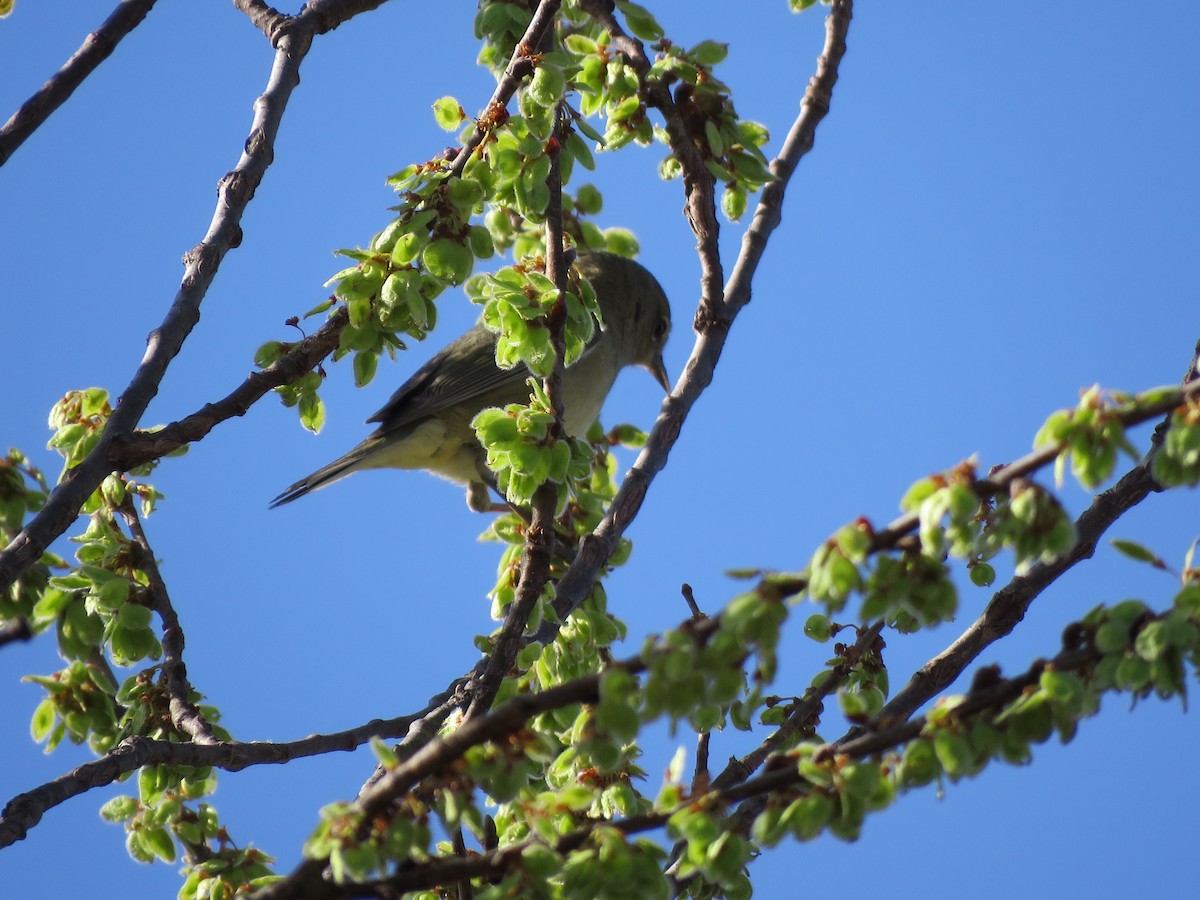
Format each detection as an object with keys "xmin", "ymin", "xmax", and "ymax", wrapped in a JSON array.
[{"xmin": 367, "ymin": 292, "xmax": 610, "ymax": 432}]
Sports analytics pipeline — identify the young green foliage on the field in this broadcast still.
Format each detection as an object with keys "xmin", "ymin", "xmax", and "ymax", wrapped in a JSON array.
[{"xmin": 1034, "ymin": 385, "xmax": 1140, "ymax": 489}]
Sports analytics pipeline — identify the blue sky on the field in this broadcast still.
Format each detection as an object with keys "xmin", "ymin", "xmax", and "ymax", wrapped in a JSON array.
[{"xmin": 2, "ymin": 2, "xmax": 1198, "ymax": 897}]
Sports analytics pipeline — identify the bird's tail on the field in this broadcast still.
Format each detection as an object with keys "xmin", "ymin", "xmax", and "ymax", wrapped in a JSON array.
[{"xmin": 269, "ymin": 448, "xmax": 368, "ymax": 508}]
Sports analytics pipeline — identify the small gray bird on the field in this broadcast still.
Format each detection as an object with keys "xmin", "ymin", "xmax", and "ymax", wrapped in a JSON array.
[{"xmin": 270, "ymin": 251, "xmax": 671, "ymax": 510}]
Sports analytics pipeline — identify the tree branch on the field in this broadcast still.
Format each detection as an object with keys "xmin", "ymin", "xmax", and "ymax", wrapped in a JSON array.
[
  {"xmin": 0, "ymin": 702, "xmax": 446, "ymax": 849},
  {"xmin": 875, "ymin": 340, "xmax": 1200, "ymax": 725},
  {"xmin": 0, "ymin": 21, "xmax": 315, "ymax": 594},
  {"xmin": 232, "ymin": 0, "xmax": 293, "ymax": 42},
  {"xmin": 0, "ymin": 617, "xmax": 33, "ymax": 649},
  {"xmin": 303, "ymin": 640, "xmax": 1103, "ymax": 898},
  {"xmin": 106, "ymin": 307, "xmax": 349, "ymax": 470},
  {"xmin": 539, "ymin": 0, "xmax": 854, "ymax": 633},
  {"xmin": 712, "ymin": 621, "xmax": 882, "ymax": 792},
  {"xmin": 254, "ymin": 673, "xmax": 614, "ymax": 899},
  {"xmin": 465, "ymin": 64, "xmax": 568, "ymax": 722},
  {"xmin": 579, "ymin": 0, "xmax": 724, "ymax": 323},
  {"xmin": 0, "ymin": 0, "xmax": 159, "ymax": 166},
  {"xmin": 117, "ymin": 498, "xmax": 216, "ymax": 744},
  {"xmin": 876, "ymin": 462, "xmax": 1159, "ymax": 726},
  {"xmin": 724, "ymin": 0, "xmax": 850, "ymax": 321}
]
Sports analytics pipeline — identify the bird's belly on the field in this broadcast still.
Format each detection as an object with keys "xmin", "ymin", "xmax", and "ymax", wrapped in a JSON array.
[
  {"xmin": 363, "ymin": 419, "xmax": 481, "ymax": 485},
  {"xmin": 561, "ymin": 373, "xmax": 614, "ymax": 437}
]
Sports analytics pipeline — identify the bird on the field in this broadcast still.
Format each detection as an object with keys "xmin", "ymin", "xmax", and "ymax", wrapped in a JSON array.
[{"xmin": 270, "ymin": 251, "xmax": 671, "ymax": 511}]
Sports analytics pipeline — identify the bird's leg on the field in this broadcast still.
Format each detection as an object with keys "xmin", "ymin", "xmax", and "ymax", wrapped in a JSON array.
[
  {"xmin": 469, "ymin": 469, "xmax": 532, "ymax": 523},
  {"xmin": 469, "ymin": 468, "xmax": 583, "ymax": 566}
]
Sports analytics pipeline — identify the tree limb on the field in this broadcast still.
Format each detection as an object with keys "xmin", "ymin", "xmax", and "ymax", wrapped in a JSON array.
[
  {"xmin": 539, "ymin": 0, "xmax": 853, "ymax": 633},
  {"xmin": 465, "ymin": 54, "xmax": 568, "ymax": 722},
  {"xmin": 874, "ymin": 339, "xmax": 1200, "ymax": 725},
  {"xmin": 0, "ymin": 617, "xmax": 33, "ymax": 649},
  {"xmin": 579, "ymin": 0, "xmax": 725, "ymax": 324},
  {"xmin": 0, "ymin": 701, "xmax": 446, "ymax": 849},
  {"xmin": 0, "ymin": 0, "xmax": 159, "ymax": 166},
  {"xmin": 105, "ymin": 307, "xmax": 349, "ymax": 470},
  {"xmin": 290, "ymin": 639, "xmax": 1103, "ymax": 898},
  {"xmin": 117, "ymin": 498, "xmax": 217, "ymax": 744},
  {"xmin": 0, "ymin": 19, "xmax": 315, "ymax": 593}
]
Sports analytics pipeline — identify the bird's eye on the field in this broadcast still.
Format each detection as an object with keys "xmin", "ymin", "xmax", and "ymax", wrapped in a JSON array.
[{"xmin": 653, "ymin": 317, "xmax": 669, "ymax": 340}]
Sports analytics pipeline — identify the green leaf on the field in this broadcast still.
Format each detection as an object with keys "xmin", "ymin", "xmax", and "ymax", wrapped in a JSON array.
[
  {"xmin": 565, "ymin": 131, "xmax": 595, "ymax": 172},
  {"xmin": 468, "ymin": 226, "xmax": 495, "ymax": 260},
  {"xmin": 785, "ymin": 791, "xmax": 834, "ymax": 841},
  {"xmin": 575, "ymin": 115, "xmax": 606, "ymax": 145},
  {"xmin": 616, "ymin": 1, "xmax": 664, "ymax": 40},
  {"xmin": 446, "ymin": 176, "xmax": 484, "ymax": 210},
  {"xmin": 391, "ymin": 231, "xmax": 426, "ymax": 266},
  {"xmin": 254, "ymin": 341, "xmax": 284, "ymax": 367},
  {"xmin": 1040, "ymin": 669, "xmax": 1085, "ymax": 710},
  {"xmin": 529, "ymin": 65, "xmax": 566, "ymax": 107},
  {"xmin": 704, "ymin": 158, "xmax": 730, "ymax": 183},
  {"xmin": 658, "ymin": 155, "xmax": 683, "ymax": 181},
  {"xmin": 932, "ymin": 731, "xmax": 975, "ymax": 779},
  {"xmin": 704, "ymin": 120, "xmax": 725, "ymax": 157},
  {"xmin": 603, "ymin": 228, "xmax": 639, "ymax": 257},
  {"xmin": 1134, "ymin": 621, "xmax": 1169, "ymax": 661},
  {"xmin": 690, "ymin": 40, "xmax": 729, "ymax": 66},
  {"xmin": 30, "ymin": 698, "xmax": 56, "ymax": 742},
  {"xmin": 99, "ymin": 795, "xmax": 140, "ymax": 823},
  {"xmin": 564, "ymin": 34, "xmax": 598, "ymax": 55},
  {"xmin": 298, "ymin": 392, "xmax": 326, "ymax": 434},
  {"xmin": 432, "ymin": 96, "xmax": 465, "ymax": 131},
  {"xmin": 575, "ymin": 183, "xmax": 603, "ymax": 216},
  {"xmin": 141, "ymin": 827, "xmax": 176, "ymax": 863},
  {"xmin": 353, "ymin": 351, "xmax": 378, "ymax": 388},
  {"xmin": 1111, "ymin": 539, "xmax": 1165, "ymax": 568},
  {"xmin": 80, "ymin": 388, "xmax": 109, "ymax": 418},
  {"xmin": 1095, "ymin": 620, "xmax": 1132, "ymax": 654},
  {"xmin": 116, "ymin": 603, "xmax": 153, "ymax": 630},
  {"xmin": 899, "ymin": 738, "xmax": 939, "ymax": 786},
  {"xmin": 94, "ymin": 577, "xmax": 130, "ymax": 611}
]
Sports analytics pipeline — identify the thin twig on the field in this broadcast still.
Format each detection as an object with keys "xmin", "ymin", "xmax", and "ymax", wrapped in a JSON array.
[
  {"xmin": 0, "ymin": 0, "xmax": 159, "ymax": 166},
  {"xmin": 117, "ymin": 498, "xmax": 216, "ymax": 744},
  {"xmin": 231, "ymin": 0, "xmax": 292, "ymax": 43},
  {"xmin": 875, "ymin": 338, "xmax": 1200, "ymax": 725},
  {"xmin": 0, "ymin": 700, "xmax": 441, "ymax": 849},
  {"xmin": 452, "ymin": 826, "xmax": 473, "ymax": 900},
  {"xmin": 538, "ymin": 0, "xmax": 853, "ymax": 635},
  {"xmin": 0, "ymin": 24, "xmax": 315, "ymax": 593},
  {"xmin": 464, "ymin": 60, "xmax": 568, "ymax": 722},
  {"xmin": 712, "ymin": 621, "xmax": 882, "ymax": 792},
  {"xmin": 310, "ymin": 641, "xmax": 1102, "ymax": 898},
  {"xmin": 579, "ymin": 0, "xmax": 725, "ymax": 323},
  {"xmin": 106, "ymin": 307, "xmax": 348, "ymax": 470}
]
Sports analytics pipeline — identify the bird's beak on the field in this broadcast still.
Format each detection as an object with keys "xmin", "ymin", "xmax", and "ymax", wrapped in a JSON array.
[{"xmin": 649, "ymin": 354, "xmax": 671, "ymax": 394}]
